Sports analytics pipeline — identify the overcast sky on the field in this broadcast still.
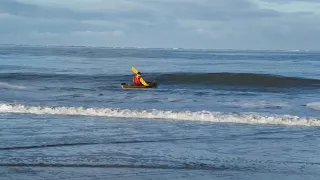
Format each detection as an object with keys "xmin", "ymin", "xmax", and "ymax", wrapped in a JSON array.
[{"xmin": 1, "ymin": 0, "xmax": 320, "ymax": 50}]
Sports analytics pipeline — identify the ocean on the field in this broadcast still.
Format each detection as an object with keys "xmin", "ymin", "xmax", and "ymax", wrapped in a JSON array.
[{"xmin": 0, "ymin": 45, "xmax": 319, "ymax": 180}]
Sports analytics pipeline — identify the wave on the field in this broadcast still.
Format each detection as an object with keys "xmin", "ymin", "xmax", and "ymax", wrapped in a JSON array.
[
  {"xmin": 0, "ymin": 162, "xmax": 268, "ymax": 171},
  {"xmin": 232, "ymin": 101, "xmax": 289, "ymax": 109},
  {"xmin": 0, "ymin": 138, "xmax": 196, "ymax": 151},
  {"xmin": 0, "ymin": 142, "xmax": 98, "ymax": 150},
  {"xmin": 0, "ymin": 163, "xmax": 224, "ymax": 170},
  {"xmin": 0, "ymin": 103, "xmax": 319, "ymax": 127},
  {"xmin": 155, "ymin": 73, "xmax": 320, "ymax": 88},
  {"xmin": 0, "ymin": 72, "xmax": 129, "ymax": 84},
  {"xmin": 0, "ymin": 82, "xmax": 26, "ymax": 90},
  {"xmin": 0, "ymin": 72, "xmax": 319, "ymax": 88},
  {"xmin": 1, "ymin": 162, "xmax": 318, "ymax": 175},
  {"xmin": 306, "ymin": 102, "xmax": 320, "ymax": 110},
  {"xmin": 1, "ymin": 157, "xmax": 318, "ymax": 172}
]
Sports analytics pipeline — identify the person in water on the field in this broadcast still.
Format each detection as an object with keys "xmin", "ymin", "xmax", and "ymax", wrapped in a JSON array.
[{"xmin": 133, "ymin": 72, "xmax": 149, "ymax": 86}]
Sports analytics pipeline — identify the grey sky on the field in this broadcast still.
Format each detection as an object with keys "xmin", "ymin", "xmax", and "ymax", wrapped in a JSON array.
[{"xmin": 1, "ymin": 0, "xmax": 320, "ymax": 50}]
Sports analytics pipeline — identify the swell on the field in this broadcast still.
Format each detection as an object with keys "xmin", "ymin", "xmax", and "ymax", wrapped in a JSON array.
[
  {"xmin": 0, "ymin": 138, "xmax": 196, "ymax": 151},
  {"xmin": 0, "ymin": 142, "xmax": 98, "ymax": 150},
  {"xmin": 1, "ymin": 160, "xmax": 318, "ymax": 172},
  {"xmin": 0, "ymin": 103, "xmax": 319, "ymax": 127},
  {"xmin": 0, "ymin": 72, "xmax": 319, "ymax": 88},
  {"xmin": 0, "ymin": 72, "xmax": 129, "ymax": 81},
  {"xmin": 155, "ymin": 73, "xmax": 320, "ymax": 88},
  {"xmin": 0, "ymin": 163, "xmax": 252, "ymax": 171}
]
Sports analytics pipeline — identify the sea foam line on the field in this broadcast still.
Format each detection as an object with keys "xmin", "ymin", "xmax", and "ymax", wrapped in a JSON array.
[{"xmin": 0, "ymin": 103, "xmax": 319, "ymax": 127}]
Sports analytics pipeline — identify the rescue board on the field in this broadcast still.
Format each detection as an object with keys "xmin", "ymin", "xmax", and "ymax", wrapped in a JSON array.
[{"xmin": 121, "ymin": 80, "xmax": 158, "ymax": 89}]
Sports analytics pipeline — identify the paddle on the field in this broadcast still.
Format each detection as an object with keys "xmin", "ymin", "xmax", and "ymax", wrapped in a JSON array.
[
  {"xmin": 131, "ymin": 67, "xmax": 138, "ymax": 74},
  {"xmin": 131, "ymin": 66, "xmax": 155, "ymax": 87}
]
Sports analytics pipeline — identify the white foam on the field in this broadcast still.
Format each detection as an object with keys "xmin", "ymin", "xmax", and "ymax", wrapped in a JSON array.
[
  {"xmin": 0, "ymin": 103, "xmax": 319, "ymax": 127},
  {"xmin": 306, "ymin": 102, "xmax": 320, "ymax": 110},
  {"xmin": 0, "ymin": 82, "xmax": 26, "ymax": 90}
]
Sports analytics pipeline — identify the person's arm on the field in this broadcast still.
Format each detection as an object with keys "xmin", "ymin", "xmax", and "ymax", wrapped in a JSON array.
[{"xmin": 140, "ymin": 77, "xmax": 149, "ymax": 86}]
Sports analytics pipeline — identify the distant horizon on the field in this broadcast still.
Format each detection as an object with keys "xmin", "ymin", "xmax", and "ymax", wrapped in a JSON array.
[{"xmin": 0, "ymin": 43, "xmax": 317, "ymax": 52}]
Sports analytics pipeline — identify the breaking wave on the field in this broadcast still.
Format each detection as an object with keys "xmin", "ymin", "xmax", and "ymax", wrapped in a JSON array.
[
  {"xmin": 306, "ymin": 102, "xmax": 320, "ymax": 110},
  {"xmin": 0, "ymin": 103, "xmax": 319, "ymax": 127}
]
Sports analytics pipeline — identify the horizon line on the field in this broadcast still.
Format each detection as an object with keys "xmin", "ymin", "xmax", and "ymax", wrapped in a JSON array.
[{"xmin": 0, "ymin": 43, "xmax": 317, "ymax": 52}]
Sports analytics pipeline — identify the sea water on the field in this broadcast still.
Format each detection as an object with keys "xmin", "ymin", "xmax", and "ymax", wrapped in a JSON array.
[{"xmin": 0, "ymin": 45, "xmax": 319, "ymax": 179}]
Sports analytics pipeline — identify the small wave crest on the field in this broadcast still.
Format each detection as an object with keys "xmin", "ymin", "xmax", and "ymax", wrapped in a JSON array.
[
  {"xmin": 0, "ymin": 103, "xmax": 319, "ymax": 126},
  {"xmin": 0, "ymin": 82, "xmax": 26, "ymax": 90},
  {"xmin": 306, "ymin": 102, "xmax": 320, "ymax": 110},
  {"xmin": 235, "ymin": 101, "xmax": 289, "ymax": 109}
]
